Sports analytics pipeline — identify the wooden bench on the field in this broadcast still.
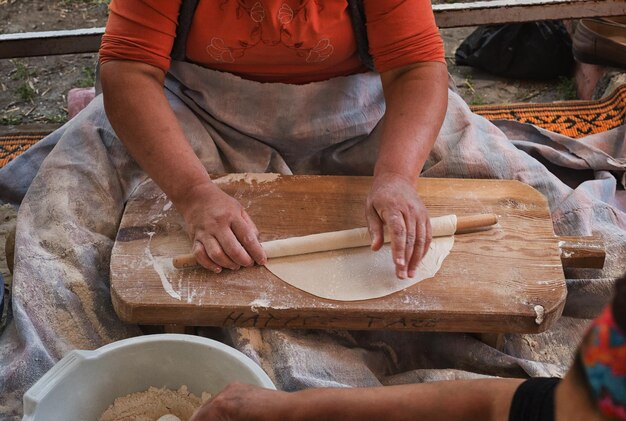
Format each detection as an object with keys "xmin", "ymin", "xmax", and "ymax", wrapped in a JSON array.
[{"xmin": 1, "ymin": 0, "xmax": 625, "ymax": 59}]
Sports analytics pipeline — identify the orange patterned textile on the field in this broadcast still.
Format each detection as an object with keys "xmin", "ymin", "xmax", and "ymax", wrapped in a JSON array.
[
  {"xmin": 472, "ymin": 84, "xmax": 626, "ymax": 139},
  {"xmin": 0, "ymin": 134, "xmax": 44, "ymax": 169}
]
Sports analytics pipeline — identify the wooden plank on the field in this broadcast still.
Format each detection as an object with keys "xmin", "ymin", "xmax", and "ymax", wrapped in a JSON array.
[
  {"xmin": 559, "ymin": 236, "xmax": 605, "ymax": 269},
  {"xmin": 110, "ymin": 175, "xmax": 567, "ymax": 334},
  {"xmin": 0, "ymin": 28, "xmax": 104, "ymax": 59},
  {"xmin": 2, "ymin": 1, "xmax": 625, "ymax": 58},
  {"xmin": 0, "ymin": 123, "xmax": 61, "ymax": 137},
  {"xmin": 435, "ymin": 0, "xmax": 626, "ymax": 28}
]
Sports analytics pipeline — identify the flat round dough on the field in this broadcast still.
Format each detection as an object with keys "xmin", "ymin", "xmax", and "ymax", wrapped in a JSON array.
[{"xmin": 265, "ymin": 236, "xmax": 454, "ymax": 301}]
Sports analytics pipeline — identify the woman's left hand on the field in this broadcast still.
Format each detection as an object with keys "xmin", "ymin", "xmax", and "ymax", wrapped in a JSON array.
[{"xmin": 366, "ymin": 172, "xmax": 432, "ymax": 279}]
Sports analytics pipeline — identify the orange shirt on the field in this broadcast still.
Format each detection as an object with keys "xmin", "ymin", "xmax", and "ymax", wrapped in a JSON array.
[{"xmin": 100, "ymin": 0, "xmax": 444, "ymax": 84}]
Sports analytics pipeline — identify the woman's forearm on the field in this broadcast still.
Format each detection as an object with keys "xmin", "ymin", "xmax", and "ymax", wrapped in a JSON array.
[
  {"xmin": 365, "ymin": 61, "xmax": 448, "ymax": 277},
  {"xmin": 101, "ymin": 60, "xmax": 266, "ymax": 269},
  {"xmin": 100, "ymin": 60, "xmax": 214, "ymax": 206},
  {"xmin": 288, "ymin": 379, "xmax": 523, "ymax": 421},
  {"xmin": 376, "ymin": 61, "xmax": 448, "ymax": 181}
]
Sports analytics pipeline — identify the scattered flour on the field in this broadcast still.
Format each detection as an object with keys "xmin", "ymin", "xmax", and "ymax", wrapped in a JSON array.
[
  {"xmin": 249, "ymin": 297, "xmax": 271, "ymax": 313},
  {"xmin": 99, "ymin": 385, "xmax": 210, "ymax": 421},
  {"xmin": 212, "ymin": 173, "xmax": 280, "ymax": 185},
  {"xmin": 144, "ymin": 232, "xmax": 181, "ymax": 301}
]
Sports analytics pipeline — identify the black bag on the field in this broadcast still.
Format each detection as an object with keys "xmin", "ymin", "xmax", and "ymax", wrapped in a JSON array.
[{"xmin": 455, "ymin": 22, "xmax": 574, "ymax": 80}]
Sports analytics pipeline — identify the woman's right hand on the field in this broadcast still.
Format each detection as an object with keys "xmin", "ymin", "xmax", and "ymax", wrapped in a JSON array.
[{"xmin": 177, "ymin": 182, "xmax": 267, "ymax": 273}]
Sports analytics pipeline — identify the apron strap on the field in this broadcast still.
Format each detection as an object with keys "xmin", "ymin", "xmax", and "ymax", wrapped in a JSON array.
[
  {"xmin": 171, "ymin": 0, "xmax": 200, "ymax": 62},
  {"xmin": 347, "ymin": 0, "xmax": 375, "ymax": 71}
]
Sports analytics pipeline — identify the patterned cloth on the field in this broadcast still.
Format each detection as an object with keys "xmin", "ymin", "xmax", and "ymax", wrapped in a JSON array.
[
  {"xmin": 582, "ymin": 306, "xmax": 626, "ymax": 420},
  {"xmin": 472, "ymin": 84, "xmax": 626, "ymax": 139},
  {"xmin": 0, "ymin": 62, "xmax": 625, "ymax": 419}
]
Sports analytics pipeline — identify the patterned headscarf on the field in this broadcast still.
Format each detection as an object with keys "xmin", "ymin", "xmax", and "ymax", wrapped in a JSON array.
[{"xmin": 580, "ymin": 282, "xmax": 626, "ymax": 420}]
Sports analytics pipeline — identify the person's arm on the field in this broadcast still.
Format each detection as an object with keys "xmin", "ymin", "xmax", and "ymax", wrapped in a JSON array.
[
  {"xmin": 100, "ymin": 60, "xmax": 266, "ymax": 271},
  {"xmin": 555, "ymin": 361, "xmax": 605, "ymax": 421},
  {"xmin": 366, "ymin": 61, "xmax": 448, "ymax": 279},
  {"xmin": 555, "ymin": 274, "xmax": 626, "ymax": 421},
  {"xmin": 190, "ymin": 379, "xmax": 523, "ymax": 421}
]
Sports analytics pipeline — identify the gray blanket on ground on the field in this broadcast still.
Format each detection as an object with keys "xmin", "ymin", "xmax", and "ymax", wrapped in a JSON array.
[{"xmin": 0, "ymin": 64, "xmax": 624, "ymax": 418}]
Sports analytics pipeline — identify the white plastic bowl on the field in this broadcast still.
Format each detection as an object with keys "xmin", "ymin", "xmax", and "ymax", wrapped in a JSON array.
[{"xmin": 23, "ymin": 334, "xmax": 275, "ymax": 421}]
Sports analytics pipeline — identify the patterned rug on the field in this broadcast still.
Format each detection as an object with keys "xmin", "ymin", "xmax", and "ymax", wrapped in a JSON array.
[
  {"xmin": 472, "ymin": 83, "xmax": 626, "ymax": 139},
  {"xmin": 1, "ymin": 85, "xmax": 625, "ymax": 169},
  {"xmin": 0, "ymin": 126, "xmax": 52, "ymax": 168}
]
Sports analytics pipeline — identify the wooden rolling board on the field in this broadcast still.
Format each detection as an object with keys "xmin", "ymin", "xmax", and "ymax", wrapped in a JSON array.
[{"xmin": 110, "ymin": 174, "xmax": 566, "ymax": 333}]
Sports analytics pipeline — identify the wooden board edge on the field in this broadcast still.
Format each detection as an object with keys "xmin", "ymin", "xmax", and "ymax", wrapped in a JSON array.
[
  {"xmin": 110, "ymin": 295, "xmax": 567, "ymax": 334},
  {"xmin": 110, "ymin": 284, "xmax": 137, "ymax": 324}
]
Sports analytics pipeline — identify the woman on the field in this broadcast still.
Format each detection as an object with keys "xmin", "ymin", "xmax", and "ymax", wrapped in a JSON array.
[{"xmin": 99, "ymin": 0, "xmax": 449, "ymax": 279}]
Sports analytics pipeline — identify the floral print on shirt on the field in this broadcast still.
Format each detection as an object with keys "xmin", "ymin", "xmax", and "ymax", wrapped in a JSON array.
[{"xmin": 206, "ymin": 0, "xmax": 335, "ymax": 64}]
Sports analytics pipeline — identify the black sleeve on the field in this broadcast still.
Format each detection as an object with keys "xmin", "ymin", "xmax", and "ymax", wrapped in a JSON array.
[
  {"xmin": 509, "ymin": 377, "xmax": 561, "ymax": 421},
  {"xmin": 613, "ymin": 274, "xmax": 626, "ymax": 333}
]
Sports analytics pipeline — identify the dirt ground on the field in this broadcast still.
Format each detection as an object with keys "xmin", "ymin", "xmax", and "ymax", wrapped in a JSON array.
[{"xmin": 0, "ymin": 0, "xmax": 108, "ymax": 125}]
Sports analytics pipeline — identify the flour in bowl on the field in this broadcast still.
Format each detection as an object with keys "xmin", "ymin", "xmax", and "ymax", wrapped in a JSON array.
[{"xmin": 99, "ymin": 385, "xmax": 210, "ymax": 421}]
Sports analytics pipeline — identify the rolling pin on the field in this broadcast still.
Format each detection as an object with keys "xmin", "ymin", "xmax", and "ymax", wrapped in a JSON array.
[{"xmin": 172, "ymin": 213, "xmax": 498, "ymax": 269}]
